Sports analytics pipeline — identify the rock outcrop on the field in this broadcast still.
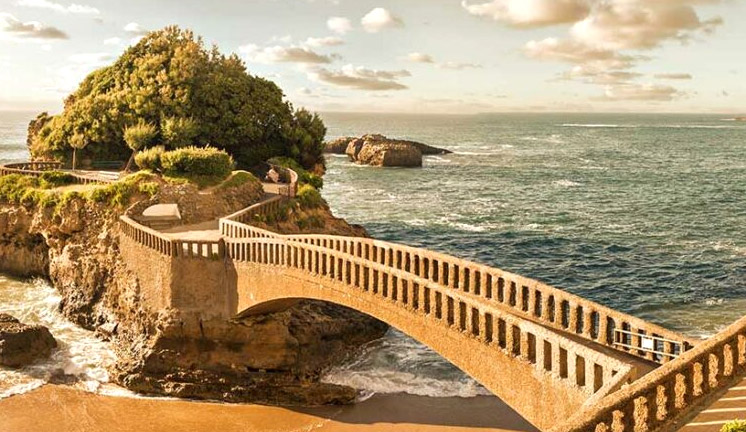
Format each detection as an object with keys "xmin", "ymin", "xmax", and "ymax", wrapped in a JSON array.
[
  {"xmin": 0, "ymin": 177, "xmax": 386, "ymax": 405},
  {"xmin": 0, "ymin": 314, "xmax": 57, "ymax": 367},
  {"xmin": 353, "ymin": 141, "xmax": 423, "ymax": 167},
  {"xmin": 326, "ymin": 134, "xmax": 450, "ymax": 157}
]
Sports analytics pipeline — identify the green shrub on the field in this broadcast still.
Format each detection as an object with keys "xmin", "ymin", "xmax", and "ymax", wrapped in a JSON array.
[
  {"xmin": 297, "ymin": 215, "xmax": 325, "ymax": 230},
  {"xmin": 38, "ymin": 171, "xmax": 76, "ymax": 189},
  {"xmin": 268, "ymin": 156, "xmax": 323, "ymax": 189},
  {"xmin": 162, "ymin": 117, "xmax": 198, "ymax": 148},
  {"xmin": 161, "ymin": 146, "xmax": 234, "ymax": 179},
  {"xmin": 135, "ymin": 146, "xmax": 165, "ymax": 172},
  {"xmin": 722, "ymin": 420, "xmax": 746, "ymax": 432},
  {"xmin": 296, "ymin": 184, "xmax": 324, "ymax": 209},
  {"xmin": 124, "ymin": 121, "xmax": 158, "ymax": 152},
  {"xmin": 0, "ymin": 175, "xmax": 40, "ymax": 204},
  {"xmin": 219, "ymin": 171, "xmax": 259, "ymax": 190}
]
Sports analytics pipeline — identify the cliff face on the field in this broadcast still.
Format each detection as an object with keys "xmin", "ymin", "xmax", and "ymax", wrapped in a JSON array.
[
  {"xmin": 327, "ymin": 134, "xmax": 451, "ymax": 157},
  {"xmin": 0, "ymin": 180, "xmax": 386, "ymax": 405}
]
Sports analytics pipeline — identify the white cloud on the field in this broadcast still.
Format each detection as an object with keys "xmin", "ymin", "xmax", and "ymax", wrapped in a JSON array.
[
  {"xmin": 327, "ymin": 17, "xmax": 352, "ymax": 35},
  {"xmin": 437, "ymin": 61, "xmax": 483, "ymax": 70},
  {"xmin": 654, "ymin": 73, "xmax": 693, "ymax": 80},
  {"xmin": 361, "ymin": 8, "xmax": 404, "ymax": 33},
  {"xmin": 525, "ymin": 38, "xmax": 637, "ymax": 70},
  {"xmin": 124, "ymin": 22, "xmax": 149, "ymax": 36},
  {"xmin": 0, "ymin": 13, "xmax": 68, "ymax": 39},
  {"xmin": 462, "ymin": 0, "xmax": 591, "ymax": 28},
  {"xmin": 16, "ymin": 0, "xmax": 100, "ymax": 15},
  {"xmin": 103, "ymin": 37, "xmax": 122, "ymax": 46},
  {"xmin": 308, "ymin": 64, "xmax": 410, "ymax": 90},
  {"xmin": 240, "ymin": 44, "xmax": 335, "ymax": 64},
  {"xmin": 407, "ymin": 52, "xmax": 435, "ymax": 63},
  {"xmin": 44, "ymin": 52, "xmax": 113, "ymax": 94},
  {"xmin": 599, "ymin": 83, "xmax": 684, "ymax": 101},
  {"xmin": 303, "ymin": 36, "xmax": 344, "ymax": 47},
  {"xmin": 571, "ymin": 1, "xmax": 723, "ymax": 51}
]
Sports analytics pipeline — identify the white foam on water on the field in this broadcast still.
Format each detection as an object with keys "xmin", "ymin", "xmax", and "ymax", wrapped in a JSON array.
[
  {"xmin": 322, "ymin": 329, "xmax": 491, "ymax": 399},
  {"xmin": 0, "ymin": 277, "xmax": 119, "ymax": 399},
  {"xmin": 554, "ymin": 179, "xmax": 582, "ymax": 187}
]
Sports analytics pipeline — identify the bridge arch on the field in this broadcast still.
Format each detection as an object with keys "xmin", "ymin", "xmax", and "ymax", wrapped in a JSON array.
[{"xmin": 229, "ymin": 244, "xmax": 631, "ymax": 431}]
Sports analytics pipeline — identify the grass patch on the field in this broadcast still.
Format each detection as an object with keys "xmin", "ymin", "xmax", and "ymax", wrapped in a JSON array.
[
  {"xmin": 0, "ymin": 171, "xmax": 160, "ymax": 211},
  {"xmin": 219, "ymin": 171, "xmax": 259, "ymax": 190}
]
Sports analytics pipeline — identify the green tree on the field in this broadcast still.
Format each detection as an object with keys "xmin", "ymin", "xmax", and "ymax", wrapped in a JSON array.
[
  {"xmin": 69, "ymin": 133, "xmax": 88, "ymax": 171},
  {"xmin": 123, "ymin": 121, "xmax": 157, "ymax": 171},
  {"xmin": 27, "ymin": 26, "xmax": 326, "ymax": 171},
  {"xmin": 162, "ymin": 117, "xmax": 198, "ymax": 148}
]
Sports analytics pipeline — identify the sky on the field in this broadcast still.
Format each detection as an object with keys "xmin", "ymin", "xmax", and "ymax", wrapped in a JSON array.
[{"xmin": 0, "ymin": 0, "xmax": 744, "ymax": 114}]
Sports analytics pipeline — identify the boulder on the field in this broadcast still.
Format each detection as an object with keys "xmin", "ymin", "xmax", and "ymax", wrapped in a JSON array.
[
  {"xmin": 326, "ymin": 134, "xmax": 450, "ymax": 156},
  {"xmin": 325, "ymin": 137, "xmax": 356, "ymax": 154},
  {"xmin": 0, "ymin": 314, "xmax": 57, "ymax": 368},
  {"xmin": 356, "ymin": 142, "xmax": 422, "ymax": 167},
  {"xmin": 344, "ymin": 138, "xmax": 365, "ymax": 161}
]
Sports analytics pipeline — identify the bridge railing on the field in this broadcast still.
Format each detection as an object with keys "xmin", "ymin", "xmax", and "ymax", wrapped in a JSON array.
[
  {"xmin": 219, "ymin": 214, "xmax": 696, "ymax": 364},
  {"xmin": 554, "ymin": 314, "xmax": 746, "ymax": 432},
  {"xmin": 120, "ymin": 215, "xmax": 225, "ymax": 259},
  {"xmin": 227, "ymin": 236, "xmax": 636, "ymax": 398},
  {"xmin": 0, "ymin": 161, "xmax": 114, "ymax": 185}
]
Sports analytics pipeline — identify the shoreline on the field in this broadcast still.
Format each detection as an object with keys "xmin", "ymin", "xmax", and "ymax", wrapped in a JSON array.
[{"xmin": 0, "ymin": 384, "xmax": 537, "ymax": 432}]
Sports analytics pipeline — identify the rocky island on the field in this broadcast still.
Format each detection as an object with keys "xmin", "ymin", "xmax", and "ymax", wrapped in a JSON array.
[
  {"xmin": 325, "ymin": 134, "xmax": 451, "ymax": 167},
  {"xmin": 0, "ymin": 27, "xmax": 386, "ymax": 406}
]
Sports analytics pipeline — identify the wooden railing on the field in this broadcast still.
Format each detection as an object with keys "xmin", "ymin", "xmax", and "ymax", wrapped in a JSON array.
[
  {"xmin": 226, "ymin": 236, "xmax": 636, "ymax": 397},
  {"xmin": 555, "ymin": 315, "xmax": 746, "ymax": 432}
]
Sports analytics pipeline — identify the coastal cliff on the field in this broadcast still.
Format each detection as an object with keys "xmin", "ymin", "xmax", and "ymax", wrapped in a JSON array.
[{"xmin": 0, "ymin": 176, "xmax": 386, "ymax": 405}]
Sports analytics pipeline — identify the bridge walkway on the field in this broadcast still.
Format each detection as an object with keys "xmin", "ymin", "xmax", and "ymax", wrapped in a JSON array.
[{"xmin": 681, "ymin": 378, "xmax": 746, "ymax": 432}]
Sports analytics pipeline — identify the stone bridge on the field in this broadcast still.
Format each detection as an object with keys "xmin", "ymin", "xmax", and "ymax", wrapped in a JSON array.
[{"xmin": 4, "ymin": 161, "xmax": 746, "ymax": 432}]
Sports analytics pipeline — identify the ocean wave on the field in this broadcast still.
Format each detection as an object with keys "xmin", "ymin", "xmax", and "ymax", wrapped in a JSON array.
[
  {"xmin": 561, "ymin": 123, "xmax": 742, "ymax": 130},
  {"xmin": 520, "ymin": 135, "xmax": 565, "ymax": 144},
  {"xmin": 554, "ymin": 179, "xmax": 582, "ymax": 187},
  {"xmin": 322, "ymin": 329, "xmax": 490, "ymax": 399},
  {"xmin": 0, "ymin": 277, "xmax": 117, "ymax": 399},
  {"xmin": 453, "ymin": 151, "xmax": 496, "ymax": 156}
]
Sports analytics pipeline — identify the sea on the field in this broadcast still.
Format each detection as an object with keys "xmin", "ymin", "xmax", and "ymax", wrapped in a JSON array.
[{"xmin": 1, "ymin": 110, "xmax": 745, "ymax": 400}]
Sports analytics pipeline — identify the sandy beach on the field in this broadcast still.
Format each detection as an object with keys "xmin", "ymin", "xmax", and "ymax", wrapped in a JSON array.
[{"xmin": 0, "ymin": 385, "xmax": 537, "ymax": 432}]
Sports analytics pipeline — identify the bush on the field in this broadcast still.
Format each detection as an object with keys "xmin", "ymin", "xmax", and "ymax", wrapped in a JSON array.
[
  {"xmin": 722, "ymin": 420, "xmax": 746, "ymax": 432},
  {"xmin": 124, "ymin": 121, "xmax": 157, "ymax": 152},
  {"xmin": 268, "ymin": 156, "xmax": 323, "ymax": 190},
  {"xmin": 296, "ymin": 184, "xmax": 324, "ymax": 209},
  {"xmin": 161, "ymin": 146, "xmax": 234, "ymax": 179},
  {"xmin": 162, "ymin": 117, "xmax": 198, "ymax": 148},
  {"xmin": 38, "ymin": 171, "xmax": 76, "ymax": 188},
  {"xmin": 135, "ymin": 146, "xmax": 165, "ymax": 172}
]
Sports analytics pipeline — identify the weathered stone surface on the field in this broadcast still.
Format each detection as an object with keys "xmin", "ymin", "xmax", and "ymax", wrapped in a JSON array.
[
  {"xmin": 325, "ymin": 136, "xmax": 356, "ymax": 154},
  {"xmin": 0, "ymin": 314, "xmax": 57, "ymax": 368},
  {"xmin": 0, "ymin": 181, "xmax": 386, "ymax": 405},
  {"xmin": 328, "ymin": 134, "xmax": 450, "ymax": 156},
  {"xmin": 356, "ymin": 142, "xmax": 422, "ymax": 167}
]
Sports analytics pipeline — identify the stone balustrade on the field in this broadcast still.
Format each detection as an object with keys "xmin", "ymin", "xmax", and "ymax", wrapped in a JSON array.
[
  {"xmin": 226, "ymin": 236, "xmax": 635, "ymax": 398},
  {"xmin": 0, "ymin": 161, "xmax": 114, "ymax": 185},
  {"xmin": 218, "ymin": 211, "xmax": 696, "ymax": 364},
  {"xmin": 554, "ymin": 314, "xmax": 746, "ymax": 432}
]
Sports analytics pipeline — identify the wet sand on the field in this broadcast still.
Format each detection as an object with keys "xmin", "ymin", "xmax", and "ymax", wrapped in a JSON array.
[{"xmin": 0, "ymin": 385, "xmax": 537, "ymax": 432}]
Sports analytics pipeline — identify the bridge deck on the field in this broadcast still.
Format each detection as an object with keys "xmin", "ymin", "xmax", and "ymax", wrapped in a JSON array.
[{"xmin": 681, "ymin": 378, "xmax": 746, "ymax": 432}]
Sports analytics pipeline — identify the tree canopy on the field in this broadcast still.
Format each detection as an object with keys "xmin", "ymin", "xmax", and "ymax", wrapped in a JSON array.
[{"xmin": 28, "ymin": 26, "xmax": 326, "ymax": 172}]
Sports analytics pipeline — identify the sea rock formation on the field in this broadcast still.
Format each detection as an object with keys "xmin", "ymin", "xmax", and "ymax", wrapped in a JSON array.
[
  {"xmin": 326, "ymin": 134, "xmax": 451, "ymax": 157},
  {"xmin": 353, "ymin": 141, "xmax": 422, "ymax": 167},
  {"xmin": 0, "ymin": 178, "xmax": 386, "ymax": 404},
  {"xmin": 335, "ymin": 134, "xmax": 449, "ymax": 167},
  {"xmin": 0, "ymin": 314, "xmax": 57, "ymax": 367}
]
